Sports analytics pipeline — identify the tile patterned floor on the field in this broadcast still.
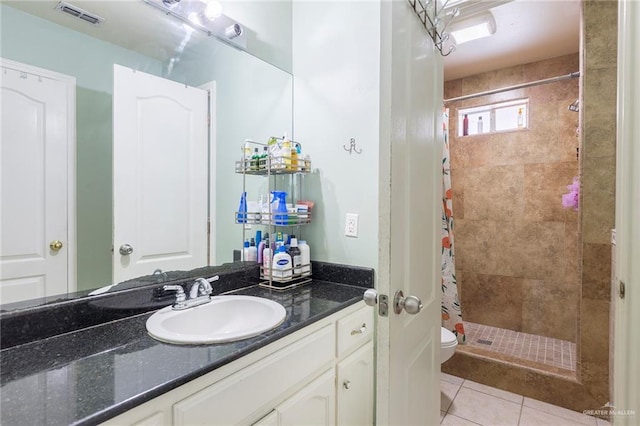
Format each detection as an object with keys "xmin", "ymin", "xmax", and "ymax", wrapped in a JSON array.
[
  {"xmin": 464, "ymin": 322, "xmax": 577, "ymax": 372},
  {"xmin": 440, "ymin": 373, "xmax": 611, "ymax": 426}
]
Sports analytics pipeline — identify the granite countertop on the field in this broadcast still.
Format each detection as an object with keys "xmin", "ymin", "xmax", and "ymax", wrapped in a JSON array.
[{"xmin": 0, "ymin": 280, "xmax": 368, "ymax": 425}]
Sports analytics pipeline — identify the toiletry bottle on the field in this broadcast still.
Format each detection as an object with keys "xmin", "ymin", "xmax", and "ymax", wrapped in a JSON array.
[
  {"xmin": 517, "ymin": 108, "xmax": 524, "ymax": 127},
  {"xmin": 282, "ymin": 136, "xmax": 292, "ymax": 170},
  {"xmin": 255, "ymin": 231, "xmax": 262, "ymax": 258},
  {"xmin": 260, "ymin": 146, "xmax": 269, "ymax": 170},
  {"xmin": 463, "ymin": 114, "xmax": 469, "ymax": 136},
  {"xmin": 251, "ymin": 147, "xmax": 260, "ymax": 171},
  {"xmin": 242, "ymin": 240, "xmax": 250, "ymax": 261},
  {"xmin": 268, "ymin": 136, "xmax": 282, "ymax": 168},
  {"xmin": 477, "ymin": 116, "xmax": 483, "ymax": 134},
  {"xmin": 303, "ymin": 154, "xmax": 311, "ymax": 171},
  {"xmin": 272, "ymin": 191, "xmax": 288, "ymax": 225},
  {"xmin": 248, "ymin": 238, "xmax": 257, "ymax": 262},
  {"xmin": 272, "ymin": 246, "xmax": 293, "ymax": 279},
  {"xmin": 262, "ymin": 239, "xmax": 272, "ymax": 274},
  {"xmin": 290, "ymin": 143, "xmax": 298, "ymax": 171},
  {"xmin": 237, "ymin": 192, "xmax": 247, "ymax": 223},
  {"xmin": 242, "ymin": 142, "xmax": 252, "ymax": 170},
  {"xmin": 257, "ymin": 237, "xmax": 266, "ymax": 264},
  {"xmin": 298, "ymin": 240, "xmax": 310, "ymax": 273},
  {"xmin": 288, "ymin": 238, "xmax": 302, "ymax": 275}
]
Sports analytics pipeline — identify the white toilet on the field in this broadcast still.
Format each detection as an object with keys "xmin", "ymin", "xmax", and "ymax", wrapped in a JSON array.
[{"xmin": 440, "ymin": 327, "xmax": 458, "ymax": 364}]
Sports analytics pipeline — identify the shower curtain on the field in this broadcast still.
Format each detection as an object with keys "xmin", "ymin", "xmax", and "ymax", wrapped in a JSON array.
[{"xmin": 442, "ymin": 108, "xmax": 465, "ymax": 343}]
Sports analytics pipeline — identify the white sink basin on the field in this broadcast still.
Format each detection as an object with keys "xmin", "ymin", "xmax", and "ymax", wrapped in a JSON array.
[{"xmin": 146, "ymin": 295, "xmax": 287, "ymax": 345}]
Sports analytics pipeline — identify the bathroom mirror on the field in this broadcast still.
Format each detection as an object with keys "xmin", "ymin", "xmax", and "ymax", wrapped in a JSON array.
[{"xmin": 0, "ymin": 0, "xmax": 293, "ymax": 306}]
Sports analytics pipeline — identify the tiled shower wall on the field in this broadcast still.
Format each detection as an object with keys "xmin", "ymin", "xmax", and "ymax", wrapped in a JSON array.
[
  {"xmin": 443, "ymin": 1, "xmax": 616, "ymax": 413},
  {"xmin": 445, "ymin": 54, "xmax": 581, "ymax": 343}
]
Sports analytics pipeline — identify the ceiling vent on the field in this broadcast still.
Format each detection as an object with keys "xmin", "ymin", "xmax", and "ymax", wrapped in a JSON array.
[{"xmin": 55, "ymin": 1, "xmax": 104, "ymax": 25}]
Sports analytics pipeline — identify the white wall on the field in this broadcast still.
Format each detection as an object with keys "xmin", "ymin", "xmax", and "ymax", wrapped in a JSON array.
[{"xmin": 292, "ymin": 1, "xmax": 381, "ymax": 269}]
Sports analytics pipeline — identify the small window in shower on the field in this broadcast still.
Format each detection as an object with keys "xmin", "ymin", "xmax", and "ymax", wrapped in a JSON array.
[{"xmin": 457, "ymin": 99, "xmax": 529, "ymax": 137}]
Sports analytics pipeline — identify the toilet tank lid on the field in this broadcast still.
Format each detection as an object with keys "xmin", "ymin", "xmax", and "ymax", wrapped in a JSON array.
[{"xmin": 441, "ymin": 327, "xmax": 458, "ymax": 345}]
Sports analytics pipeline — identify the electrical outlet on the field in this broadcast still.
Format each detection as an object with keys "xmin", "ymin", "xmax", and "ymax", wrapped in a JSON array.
[{"xmin": 345, "ymin": 213, "xmax": 359, "ymax": 237}]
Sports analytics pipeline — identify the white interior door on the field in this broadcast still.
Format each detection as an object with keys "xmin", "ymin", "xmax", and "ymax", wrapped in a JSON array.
[
  {"xmin": 113, "ymin": 64, "xmax": 208, "ymax": 282},
  {"xmin": 376, "ymin": 2, "xmax": 442, "ymax": 424},
  {"xmin": 614, "ymin": 0, "xmax": 640, "ymax": 422},
  {"xmin": 0, "ymin": 59, "xmax": 75, "ymax": 304}
]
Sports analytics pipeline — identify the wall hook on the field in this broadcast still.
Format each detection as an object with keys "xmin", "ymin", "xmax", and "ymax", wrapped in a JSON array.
[{"xmin": 343, "ymin": 138, "xmax": 362, "ymax": 155}]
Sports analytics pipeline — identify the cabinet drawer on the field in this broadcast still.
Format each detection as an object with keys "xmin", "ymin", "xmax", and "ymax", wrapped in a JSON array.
[
  {"xmin": 173, "ymin": 324, "xmax": 335, "ymax": 425},
  {"xmin": 336, "ymin": 305, "xmax": 373, "ymax": 358}
]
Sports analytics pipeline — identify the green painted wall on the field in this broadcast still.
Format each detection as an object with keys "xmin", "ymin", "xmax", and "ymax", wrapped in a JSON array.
[{"xmin": 170, "ymin": 37, "xmax": 293, "ymax": 264}]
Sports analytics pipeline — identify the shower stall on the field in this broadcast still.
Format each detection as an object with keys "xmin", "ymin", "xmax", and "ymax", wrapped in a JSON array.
[{"xmin": 442, "ymin": 53, "xmax": 581, "ymax": 376}]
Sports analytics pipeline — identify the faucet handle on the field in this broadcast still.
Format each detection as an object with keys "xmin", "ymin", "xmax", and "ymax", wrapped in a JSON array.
[
  {"xmin": 193, "ymin": 278, "xmax": 213, "ymax": 297},
  {"xmin": 163, "ymin": 285, "xmax": 186, "ymax": 303}
]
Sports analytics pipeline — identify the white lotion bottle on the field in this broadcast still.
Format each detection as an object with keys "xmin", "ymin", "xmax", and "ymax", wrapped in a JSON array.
[
  {"xmin": 299, "ymin": 240, "xmax": 311, "ymax": 274},
  {"xmin": 242, "ymin": 240, "xmax": 250, "ymax": 261},
  {"xmin": 272, "ymin": 246, "xmax": 292, "ymax": 279},
  {"xmin": 247, "ymin": 239, "xmax": 257, "ymax": 262}
]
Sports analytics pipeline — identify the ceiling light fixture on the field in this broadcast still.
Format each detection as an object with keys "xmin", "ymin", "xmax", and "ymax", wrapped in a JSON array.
[
  {"xmin": 449, "ymin": 12, "xmax": 496, "ymax": 45},
  {"xmin": 204, "ymin": 0, "xmax": 223, "ymax": 20},
  {"xmin": 143, "ymin": 0, "xmax": 246, "ymax": 50}
]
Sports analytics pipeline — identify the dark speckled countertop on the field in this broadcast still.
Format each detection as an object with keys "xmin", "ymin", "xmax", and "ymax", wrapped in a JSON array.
[{"xmin": 0, "ymin": 277, "xmax": 369, "ymax": 426}]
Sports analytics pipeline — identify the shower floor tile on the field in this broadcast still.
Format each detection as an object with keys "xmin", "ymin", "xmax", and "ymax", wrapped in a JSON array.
[{"xmin": 464, "ymin": 322, "xmax": 576, "ymax": 372}]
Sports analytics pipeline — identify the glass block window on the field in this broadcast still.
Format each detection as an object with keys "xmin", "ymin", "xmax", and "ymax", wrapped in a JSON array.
[{"xmin": 457, "ymin": 99, "xmax": 529, "ymax": 137}]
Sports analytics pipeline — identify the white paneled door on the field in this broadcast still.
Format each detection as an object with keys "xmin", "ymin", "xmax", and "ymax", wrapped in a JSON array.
[
  {"xmin": 0, "ymin": 59, "xmax": 76, "ymax": 304},
  {"xmin": 614, "ymin": 0, "xmax": 640, "ymax": 421},
  {"xmin": 376, "ymin": 2, "xmax": 443, "ymax": 424},
  {"xmin": 112, "ymin": 65, "xmax": 208, "ymax": 282}
]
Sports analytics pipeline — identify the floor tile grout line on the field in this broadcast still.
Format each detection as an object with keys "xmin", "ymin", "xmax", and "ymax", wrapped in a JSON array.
[
  {"xmin": 517, "ymin": 393, "xmax": 525, "ymax": 426},
  {"xmin": 444, "ymin": 379, "xmax": 465, "ymax": 415},
  {"xmin": 461, "ymin": 381, "xmax": 526, "ymax": 406}
]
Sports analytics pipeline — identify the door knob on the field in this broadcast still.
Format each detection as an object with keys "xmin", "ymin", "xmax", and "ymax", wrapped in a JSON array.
[
  {"xmin": 119, "ymin": 244, "xmax": 134, "ymax": 255},
  {"xmin": 49, "ymin": 240, "xmax": 63, "ymax": 251},
  {"xmin": 393, "ymin": 290, "xmax": 423, "ymax": 315},
  {"xmin": 363, "ymin": 289, "xmax": 378, "ymax": 306},
  {"xmin": 363, "ymin": 288, "xmax": 388, "ymax": 317}
]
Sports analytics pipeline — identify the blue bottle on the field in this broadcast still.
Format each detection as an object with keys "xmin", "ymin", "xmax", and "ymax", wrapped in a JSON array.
[
  {"xmin": 237, "ymin": 192, "xmax": 247, "ymax": 223},
  {"xmin": 272, "ymin": 191, "xmax": 288, "ymax": 225}
]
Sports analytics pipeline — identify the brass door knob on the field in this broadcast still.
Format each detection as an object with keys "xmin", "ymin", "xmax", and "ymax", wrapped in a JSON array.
[{"xmin": 50, "ymin": 240, "xmax": 63, "ymax": 251}]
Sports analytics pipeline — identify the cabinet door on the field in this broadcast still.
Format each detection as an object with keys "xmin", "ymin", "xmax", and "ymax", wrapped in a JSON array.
[
  {"xmin": 337, "ymin": 341, "xmax": 374, "ymax": 425},
  {"xmin": 278, "ymin": 370, "xmax": 335, "ymax": 426}
]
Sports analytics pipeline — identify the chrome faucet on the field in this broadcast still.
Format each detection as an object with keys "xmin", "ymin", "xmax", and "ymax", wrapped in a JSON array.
[{"xmin": 163, "ymin": 276, "xmax": 219, "ymax": 310}]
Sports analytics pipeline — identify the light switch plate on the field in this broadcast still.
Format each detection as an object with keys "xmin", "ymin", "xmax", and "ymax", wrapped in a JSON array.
[{"xmin": 345, "ymin": 213, "xmax": 359, "ymax": 237}]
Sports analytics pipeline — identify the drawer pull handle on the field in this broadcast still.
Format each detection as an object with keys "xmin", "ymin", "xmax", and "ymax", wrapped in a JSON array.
[
  {"xmin": 351, "ymin": 323, "xmax": 367, "ymax": 335},
  {"xmin": 343, "ymin": 380, "xmax": 351, "ymax": 390}
]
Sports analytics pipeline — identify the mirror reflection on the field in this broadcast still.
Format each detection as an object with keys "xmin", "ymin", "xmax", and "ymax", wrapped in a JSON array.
[{"xmin": 0, "ymin": 0, "xmax": 293, "ymax": 306}]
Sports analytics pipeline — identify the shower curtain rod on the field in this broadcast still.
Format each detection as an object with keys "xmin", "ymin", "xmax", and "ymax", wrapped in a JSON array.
[{"xmin": 443, "ymin": 71, "xmax": 580, "ymax": 104}]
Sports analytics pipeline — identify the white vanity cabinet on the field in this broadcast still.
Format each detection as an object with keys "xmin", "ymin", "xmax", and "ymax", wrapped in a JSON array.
[
  {"xmin": 336, "ymin": 341, "xmax": 374, "ymax": 425},
  {"xmin": 263, "ymin": 369, "xmax": 336, "ymax": 426},
  {"xmin": 102, "ymin": 302, "xmax": 373, "ymax": 426},
  {"xmin": 335, "ymin": 307, "xmax": 375, "ymax": 426}
]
